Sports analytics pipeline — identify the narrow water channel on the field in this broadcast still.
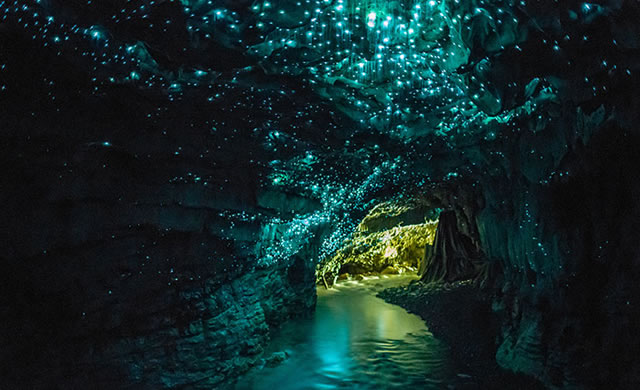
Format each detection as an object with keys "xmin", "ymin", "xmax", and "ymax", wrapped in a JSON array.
[{"xmin": 233, "ymin": 274, "xmax": 469, "ymax": 389}]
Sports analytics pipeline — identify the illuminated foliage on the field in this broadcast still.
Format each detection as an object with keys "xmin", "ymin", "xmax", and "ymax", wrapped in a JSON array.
[{"xmin": 317, "ymin": 199, "xmax": 438, "ymax": 284}]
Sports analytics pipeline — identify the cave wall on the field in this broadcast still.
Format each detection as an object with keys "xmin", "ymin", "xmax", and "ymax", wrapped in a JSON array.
[
  {"xmin": 439, "ymin": 1, "xmax": 640, "ymax": 386},
  {"xmin": 0, "ymin": 23, "xmax": 332, "ymax": 389},
  {"xmin": 0, "ymin": 134, "xmax": 328, "ymax": 389},
  {"xmin": 409, "ymin": 1, "xmax": 640, "ymax": 387},
  {"xmin": 421, "ymin": 113, "xmax": 640, "ymax": 389},
  {"xmin": 473, "ymin": 121, "xmax": 640, "ymax": 389},
  {"xmin": 0, "ymin": 117, "xmax": 323, "ymax": 388}
]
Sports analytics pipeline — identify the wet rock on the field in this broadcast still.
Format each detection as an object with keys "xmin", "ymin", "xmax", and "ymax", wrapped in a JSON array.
[
  {"xmin": 379, "ymin": 282, "xmax": 545, "ymax": 389},
  {"xmin": 265, "ymin": 351, "xmax": 288, "ymax": 367},
  {"xmin": 419, "ymin": 211, "xmax": 479, "ymax": 284}
]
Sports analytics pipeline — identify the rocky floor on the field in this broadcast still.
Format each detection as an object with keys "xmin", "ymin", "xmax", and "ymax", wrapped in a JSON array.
[{"xmin": 379, "ymin": 281, "xmax": 547, "ymax": 389}]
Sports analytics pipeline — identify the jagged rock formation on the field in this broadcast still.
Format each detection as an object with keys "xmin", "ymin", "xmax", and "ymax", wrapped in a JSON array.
[
  {"xmin": 0, "ymin": 117, "xmax": 324, "ymax": 388},
  {"xmin": 418, "ymin": 210, "xmax": 479, "ymax": 283}
]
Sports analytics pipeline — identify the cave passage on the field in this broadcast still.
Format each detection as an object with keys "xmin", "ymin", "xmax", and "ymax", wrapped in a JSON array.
[
  {"xmin": 3, "ymin": 0, "xmax": 640, "ymax": 388},
  {"xmin": 233, "ymin": 274, "xmax": 465, "ymax": 390}
]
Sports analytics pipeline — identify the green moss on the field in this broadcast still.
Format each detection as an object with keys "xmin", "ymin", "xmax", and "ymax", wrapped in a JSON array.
[
  {"xmin": 317, "ymin": 200, "xmax": 438, "ymax": 285},
  {"xmin": 334, "ymin": 222, "xmax": 438, "ymax": 272}
]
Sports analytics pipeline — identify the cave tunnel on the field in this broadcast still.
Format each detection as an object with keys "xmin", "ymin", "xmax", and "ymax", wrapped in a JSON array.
[{"xmin": 1, "ymin": 0, "xmax": 640, "ymax": 389}]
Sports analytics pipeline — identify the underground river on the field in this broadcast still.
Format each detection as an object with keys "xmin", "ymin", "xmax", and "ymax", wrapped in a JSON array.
[{"xmin": 232, "ymin": 275, "xmax": 473, "ymax": 389}]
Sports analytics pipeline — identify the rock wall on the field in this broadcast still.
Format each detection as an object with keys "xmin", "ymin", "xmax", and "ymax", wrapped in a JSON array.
[
  {"xmin": 420, "ymin": 118, "xmax": 640, "ymax": 388},
  {"xmin": 419, "ymin": 210, "xmax": 479, "ymax": 283},
  {"xmin": 413, "ymin": 1, "xmax": 640, "ymax": 388},
  {"xmin": 0, "ymin": 26, "xmax": 327, "ymax": 389},
  {"xmin": 0, "ymin": 129, "xmax": 322, "ymax": 388},
  {"xmin": 476, "ymin": 122, "xmax": 640, "ymax": 389}
]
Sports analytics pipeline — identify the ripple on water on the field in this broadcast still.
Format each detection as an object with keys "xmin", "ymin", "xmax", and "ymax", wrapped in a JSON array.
[{"xmin": 232, "ymin": 275, "xmax": 466, "ymax": 390}]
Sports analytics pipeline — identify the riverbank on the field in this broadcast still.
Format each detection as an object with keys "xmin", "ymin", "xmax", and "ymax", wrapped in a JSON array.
[
  {"xmin": 232, "ymin": 275, "xmax": 468, "ymax": 389},
  {"xmin": 378, "ymin": 280, "xmax": 547, "ymax": 389}
]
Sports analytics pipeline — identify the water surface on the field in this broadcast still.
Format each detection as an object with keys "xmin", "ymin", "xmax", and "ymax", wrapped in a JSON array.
[{"xmin": 233, "ymin": 274, "xmax": 468, "ymax": 389}]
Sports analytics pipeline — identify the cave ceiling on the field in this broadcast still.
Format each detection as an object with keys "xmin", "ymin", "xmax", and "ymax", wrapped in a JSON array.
[{"xmin": 2, "ymin": 0, "xmax": 634, "ymax": 263}]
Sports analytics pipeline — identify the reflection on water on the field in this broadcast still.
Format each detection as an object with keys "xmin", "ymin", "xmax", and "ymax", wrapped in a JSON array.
[{"xmin": 233, "ymin": 275, "xmax": 465, "ymax": 389}]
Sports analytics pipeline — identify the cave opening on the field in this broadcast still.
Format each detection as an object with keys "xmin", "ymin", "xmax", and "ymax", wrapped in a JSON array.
[{"xmin": 316, "ymin": 198, "xmax": 440, "ymax": 288}]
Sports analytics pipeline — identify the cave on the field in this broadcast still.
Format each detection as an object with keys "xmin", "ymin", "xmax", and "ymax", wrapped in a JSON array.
[{"xmin": 1, "ymin": 0, "xmax": 639, "ymax": 389}]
